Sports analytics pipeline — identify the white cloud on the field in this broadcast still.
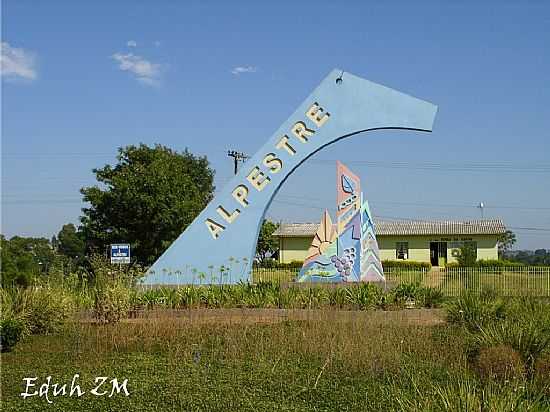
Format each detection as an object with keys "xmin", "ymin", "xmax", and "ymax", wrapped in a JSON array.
[
  {"xmin": 111, "ymin": 52, "xmax": 163, "ymax": 86},
  {"xmin": 1, "ymin": 42, "xmax": 37, "ymax": 81},
  {"xmin": 153, "ymin": 40, "xmax": 161, "ymax": 47},
  {"xmin": 127, "ymin": 40, "xmax": 137, "ymax": 47},
  {"xmin": 231, "ymin": 66, "xmax": 257, "ymax": 75}
]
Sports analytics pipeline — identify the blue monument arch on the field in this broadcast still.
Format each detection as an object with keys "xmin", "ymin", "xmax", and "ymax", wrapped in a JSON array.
[{"xmin": 142, "ymin": 69, "xmax": 437, "ymax": 285}]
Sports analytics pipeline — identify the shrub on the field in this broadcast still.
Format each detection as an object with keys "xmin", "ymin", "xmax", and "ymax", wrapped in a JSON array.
[
  {"xmin": 456, "ymin": 243, "xmax": 477, "ymax": 267},
  {"xmin": 421, "ymin": 287, "xmax": 445, "ymax": 308},
  {"xmin": 475, "ymin": 345, "xmax": 525, "ymax": 381},
  {"xmin": 381, "ymin": 260, "xmax": 431, "ymax": 270},
  {"xmin": 476, "ymin": 259, "xmax": 525, "ymax": 267},
  {"xmin": 0, "ymin": 318, "xmax": 25, "ymax": 352},
  {"xmin": 393, "ymin": 282, "xmax": 423, "ymax": 299},
  {"xmin": 89, "ymin": 254, "xmax": 136, "ymax": 324},
  {"xmin": 93, "ymin": 283, "xmax": 131, "ymax": 324},
  {"xmin": 254, "ymin": 260, "xmax": 303, "ymax": 269},
  {"xmin": 22, "ymin": 286, "xmax": 75, "ymax": 334}
]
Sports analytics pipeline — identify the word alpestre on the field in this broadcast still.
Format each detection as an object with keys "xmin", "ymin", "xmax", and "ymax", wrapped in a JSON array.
[{"xmin": 206, "ymin": 102, "xmax": 331, "ymax": 240}]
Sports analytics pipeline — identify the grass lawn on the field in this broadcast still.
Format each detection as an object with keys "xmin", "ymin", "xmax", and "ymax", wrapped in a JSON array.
[{"xmin": 2, "ymin": 308, "xmax": 548, "ymax": 411}]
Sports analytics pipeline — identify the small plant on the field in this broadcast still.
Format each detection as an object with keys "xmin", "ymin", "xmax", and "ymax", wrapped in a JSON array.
[
  {"xmin": 345, "ymin": 283, "xmax": 383, "ymax": 310},
  {"xmin": 0, "ymin": 318, "xmax": 25, "ymax": 352},
  {"xmin": 456, "ymin": 243, "xmax": 477, "ymax": 267},
  {"xmin": 381, "ymin": 260, "xmax": 431, "ymax": 270},
  {"xmin": 22, "ymin": 286, "xmax": 76, "ymax": 334},
  {"xmin": 89, "ymin": 255, "xmax": 133, "ymax": 324},
  {"xmin": 421, "ymin": 287, "xmax": 445, "ymax": 308},
  {"xmin": 394, "ymin": 282, "xmax": 423, "ymax": 301},
  {"xmin": 93, "ymin": 283, "xmax": 131, "ymax": 324}
]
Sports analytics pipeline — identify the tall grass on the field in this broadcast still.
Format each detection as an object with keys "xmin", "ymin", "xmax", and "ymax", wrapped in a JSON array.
[
  {"xmin": 446, "ymin": 292, "xmax": 550, "ymax": 380},
  {"xmin": 1, "ymin": 285, "xmax": 76, "ymax": 335}
]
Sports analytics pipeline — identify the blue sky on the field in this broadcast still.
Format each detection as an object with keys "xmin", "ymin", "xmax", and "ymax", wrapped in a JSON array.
[{"xmin": 2, "ymin": 0, "xmax": 549, "ymax": 249}]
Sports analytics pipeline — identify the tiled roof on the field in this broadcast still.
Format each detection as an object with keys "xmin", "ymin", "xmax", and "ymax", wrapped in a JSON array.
[{"xmin": 273, "ymin": 219, "xmax": 506, "ymax": 237}]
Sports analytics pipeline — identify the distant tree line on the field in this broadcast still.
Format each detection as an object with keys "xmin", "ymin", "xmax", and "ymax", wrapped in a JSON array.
[{"xmin": 503, "ymin": 249, "xmax": 550, "ymax": 266}]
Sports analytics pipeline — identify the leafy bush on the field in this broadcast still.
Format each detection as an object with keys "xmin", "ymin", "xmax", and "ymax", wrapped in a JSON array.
[
  {"xmin": 475, "ymin": 259, "xmax": 525, "ymax": 267},
  {"xmin": 1, "ymin": 286, "xmax": 75, "ymax": 337},
  {"xmin": 22, "ymin": 286, "xmax": 75, "ymax": 334},
  {"xmin": 0, "ymin": 318, "xmax": 25, "ymax": 352},
  {"xmin": 447, "ymin": 259, "xmax": 525, "ymax": 269},
  {"xmin": 393, "ymin": 282, "xmax": 423, "ymax": 301},
  {"xmin": 93, "ymin": 283, "xmax": 131, "ymax": 324},
  {"xmin": 421, "ymin": 287, "xmax": 446, "ymax": 308},
  {"xmin": 90, "ymin": 254, "xmax": 136, "ymax": 323},
  {"xmin": 381, "ymin": 260, "xmax": 431, "ymax": 270},
  {"xmin": 475, "ymin": 345, "xmax": 525, "ymax": 381},
  {"xmin": 456, "ymin": 243, "xmax": 477, "ymax": 267},
  {"xmin": 254, "ymin": 260, "xmax": 304, "ymax": 269}
]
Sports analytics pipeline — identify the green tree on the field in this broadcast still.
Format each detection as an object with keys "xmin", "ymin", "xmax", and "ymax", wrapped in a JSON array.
[
  {"xmin": 456, "ymin": 242, "xmax": 477, "ymax": 267},
  {"xmin": 0, "ymin": 235, "xmax": 56, "ymax": 286},
  {"xmin": 497, "ymin": 230, "xmax": 516, "ymax": 258},
  {"xmin": 57, "ymin": 223, "xmax": 85, "ymax": 260},
  {"xmin": 80, "ymin": 144, "xmax": 215, "ymax": 265},
  {"xmin": 255, "ymin": 220, "xmax": 279, "ymax": 264}
]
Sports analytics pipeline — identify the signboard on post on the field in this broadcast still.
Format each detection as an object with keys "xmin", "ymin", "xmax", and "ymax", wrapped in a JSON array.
[{"xmin": 111, "ymin": 244, "xmax": 131, "ymax": 264}]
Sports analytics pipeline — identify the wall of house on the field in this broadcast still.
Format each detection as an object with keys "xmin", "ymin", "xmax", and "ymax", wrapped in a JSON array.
[
  {"xmin": 277, "ymin": 234, "xmax": 499, "ymax": 264},
  {"xmin": 278, "ymin": 236, "xmax": 312, "ymax": 263}
]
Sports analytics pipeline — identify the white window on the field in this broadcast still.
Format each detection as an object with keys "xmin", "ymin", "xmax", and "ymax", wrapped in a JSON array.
[{"xmin": 396, "ymin": 242, "xmax": 409, "ymax": 260}]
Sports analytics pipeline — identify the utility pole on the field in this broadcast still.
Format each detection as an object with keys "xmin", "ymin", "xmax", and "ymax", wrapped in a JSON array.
[{"xmin": 227, "ymin": 150, "xmax": 249, "ymax": 175}]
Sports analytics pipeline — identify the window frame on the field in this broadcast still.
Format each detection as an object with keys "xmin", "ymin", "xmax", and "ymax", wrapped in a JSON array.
[{"xmin": 396, "ymin": 241, "xmax": 409, "ymax": 260}]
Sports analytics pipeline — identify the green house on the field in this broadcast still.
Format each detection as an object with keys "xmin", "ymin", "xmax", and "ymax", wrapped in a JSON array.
[{"xmin": 273, "ymin": 219, "xmax": 506, "ymax": 267}]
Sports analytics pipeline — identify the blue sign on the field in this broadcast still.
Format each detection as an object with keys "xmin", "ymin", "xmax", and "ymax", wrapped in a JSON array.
[
  {"xmin": 111, "ymin": 244, "xmax": 130, "ymax": 264},
  {"xmin": 142, "ymin": 69, "xmax": 437, "ymax": 285}
]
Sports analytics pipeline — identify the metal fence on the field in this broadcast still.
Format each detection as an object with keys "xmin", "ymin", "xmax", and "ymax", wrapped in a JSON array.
[{"xmin": 252, "ymin": 266, "xmax": 550, "ymax": 297}]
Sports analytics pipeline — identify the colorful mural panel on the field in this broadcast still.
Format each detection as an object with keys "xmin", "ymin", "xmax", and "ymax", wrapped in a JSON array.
[{"xmin": 298, "ymin": 162, "xmax": 385, "ymax": 283}]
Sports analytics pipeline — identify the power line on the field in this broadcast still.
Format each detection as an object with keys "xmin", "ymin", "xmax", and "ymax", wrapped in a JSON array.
[
  {"xmin": 275, "ymin": 194, "xmax": 550, "ymax": 212},
  {"xmin": 2, "ymin": 194, "xmax": 550, "ymax": 216},
  {"xmin": 4, "ymin": 153, "xmax": 549, "ymax": 172},
  {"xmin": 307, "ymin": 159, "xmax": 550, "ymax": 173}
]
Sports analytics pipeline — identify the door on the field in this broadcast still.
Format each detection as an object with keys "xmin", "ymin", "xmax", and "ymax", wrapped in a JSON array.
[
  {"xmin": 430, "ymin": 242, "xmax": 448, "ymax": 266},
  {"xmin": 430, "ymin": 242, "xmax": 438, "ymax": 266},
  {"xmin": 438, "ymin": 242, "xmax": 448, "ymax": 267}
]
